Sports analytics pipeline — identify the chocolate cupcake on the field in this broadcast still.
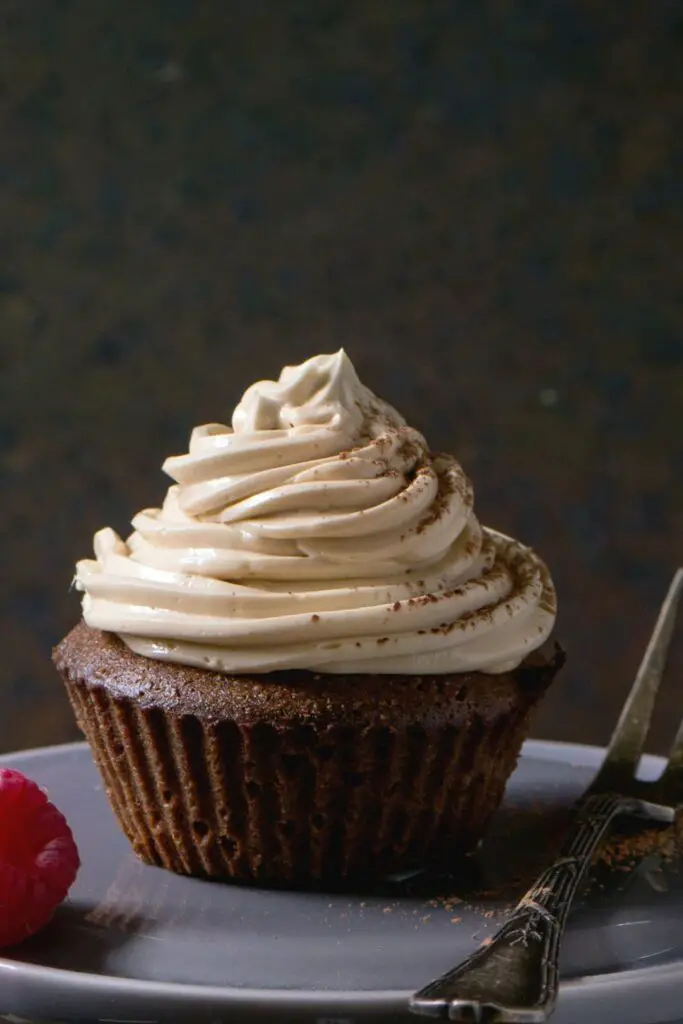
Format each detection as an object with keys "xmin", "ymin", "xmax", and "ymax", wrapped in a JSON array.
[{"xmin": 54, "ymin": 351, "xmax": 563, "ymax": 887}]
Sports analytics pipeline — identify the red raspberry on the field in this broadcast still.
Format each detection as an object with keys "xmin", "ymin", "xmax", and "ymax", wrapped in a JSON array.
[{"xmin": 0, "ymin": 768, "xmax": 80, "ymax": 947}]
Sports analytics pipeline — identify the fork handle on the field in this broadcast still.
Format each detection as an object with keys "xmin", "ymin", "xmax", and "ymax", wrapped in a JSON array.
[{"xmin": 409, "ymin": 791, "xmax": 648, "ymax": 1022}]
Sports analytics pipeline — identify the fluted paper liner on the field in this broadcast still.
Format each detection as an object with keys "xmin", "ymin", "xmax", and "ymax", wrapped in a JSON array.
[{"xmin": 61, "ymin": 676, "xmax": 545, "ymax": 887}]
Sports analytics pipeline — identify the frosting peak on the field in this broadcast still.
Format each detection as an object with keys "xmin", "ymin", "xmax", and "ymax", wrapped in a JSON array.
[
  {"xmin": 231, "ymin": 349, "xmax": 390, "ymax": 434},
  {"xmin": 75, "ymin": 352, "xmax": 556, "ymax": 676}
]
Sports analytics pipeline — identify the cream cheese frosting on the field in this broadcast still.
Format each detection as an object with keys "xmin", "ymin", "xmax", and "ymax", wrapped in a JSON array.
[{"xmin": 75, "ymin": 350, "xmax": 556, "ymax": 675}]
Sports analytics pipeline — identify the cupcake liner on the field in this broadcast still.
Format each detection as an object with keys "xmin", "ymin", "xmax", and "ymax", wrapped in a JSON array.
[{"xmin": 62, "ymin": 671, "xmax": 543, "ymax": 887}]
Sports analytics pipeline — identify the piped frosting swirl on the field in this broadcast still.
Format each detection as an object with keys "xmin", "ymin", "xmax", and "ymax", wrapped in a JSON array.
[{"xmin": 75, "ymin": 351, "xmax": 556, "ymax": 675}]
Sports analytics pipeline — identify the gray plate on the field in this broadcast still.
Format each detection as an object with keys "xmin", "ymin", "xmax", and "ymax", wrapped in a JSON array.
[{"xmin": 1, "ymin": 741, "xmax": 683, "ymax": 1024}]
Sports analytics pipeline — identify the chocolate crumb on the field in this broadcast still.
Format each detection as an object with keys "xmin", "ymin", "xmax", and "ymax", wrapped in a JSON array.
[{"xmin": 595, "ymin": 820, "xmax": 679, "ymax": 871}]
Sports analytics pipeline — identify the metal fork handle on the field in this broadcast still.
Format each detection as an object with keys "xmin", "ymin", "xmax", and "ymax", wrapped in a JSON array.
[{"xmin": 409, "ymin": 791, "xmax": 662, "ymax": 1022}]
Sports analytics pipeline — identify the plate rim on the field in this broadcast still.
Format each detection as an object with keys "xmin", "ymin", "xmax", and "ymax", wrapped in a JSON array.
[{"xmin": 0, "ymin": 738, "xmax": 673, "ymax": 1021}]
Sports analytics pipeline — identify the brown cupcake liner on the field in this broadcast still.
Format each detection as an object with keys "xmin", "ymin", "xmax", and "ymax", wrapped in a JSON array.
[{"xmin": 62, "ymin": 673, "xmax": 540, "ymax": 888}]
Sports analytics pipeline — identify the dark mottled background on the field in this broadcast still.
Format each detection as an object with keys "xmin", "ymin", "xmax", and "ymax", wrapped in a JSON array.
[{"xmin": 1, "ymin": 0, "xmax": 681, "ymax": 756}]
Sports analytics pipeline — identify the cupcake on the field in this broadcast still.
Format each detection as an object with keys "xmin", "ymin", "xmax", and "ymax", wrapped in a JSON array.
[{"xmin": 54, "ymin": 351, "xmax": 562, "ymax": 887}]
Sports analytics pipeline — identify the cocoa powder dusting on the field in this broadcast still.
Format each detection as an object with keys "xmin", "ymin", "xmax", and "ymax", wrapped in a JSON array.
[{"xmin": 415, "ymin": 466, "xmax": 458, "ymax": 535}]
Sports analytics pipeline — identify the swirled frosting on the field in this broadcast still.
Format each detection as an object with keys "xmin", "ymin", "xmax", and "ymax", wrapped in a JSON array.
[{"xmin": 75, "ymin": 351, "xmax": 556, "ymax": 675}]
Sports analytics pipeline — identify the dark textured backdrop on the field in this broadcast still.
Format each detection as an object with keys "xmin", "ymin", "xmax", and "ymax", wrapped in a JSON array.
[{"xmin": 1, "ymin": 0, "xmax": 682, "ymax": 755}]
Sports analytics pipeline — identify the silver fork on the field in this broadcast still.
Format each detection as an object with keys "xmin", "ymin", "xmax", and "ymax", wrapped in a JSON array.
[{"xmin": 410, "ymin": 567, "xmax": 683, "ymax": 1023}]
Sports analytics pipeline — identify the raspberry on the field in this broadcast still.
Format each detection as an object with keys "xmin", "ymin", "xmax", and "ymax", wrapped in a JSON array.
[{"xmin": 0, "ymin": 768, "xmax": 80, "ymax": 947}]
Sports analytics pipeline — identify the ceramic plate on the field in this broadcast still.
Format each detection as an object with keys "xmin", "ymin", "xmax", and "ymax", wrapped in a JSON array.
[{"xmin": 1, "ymin": 741, "xmax": 682, "ymax": 1024}]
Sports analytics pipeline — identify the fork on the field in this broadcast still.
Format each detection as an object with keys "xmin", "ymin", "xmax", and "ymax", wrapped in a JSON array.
[{"xmin": 410, "ymin": 567, "xmax": 683, "ymax": 1023}]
